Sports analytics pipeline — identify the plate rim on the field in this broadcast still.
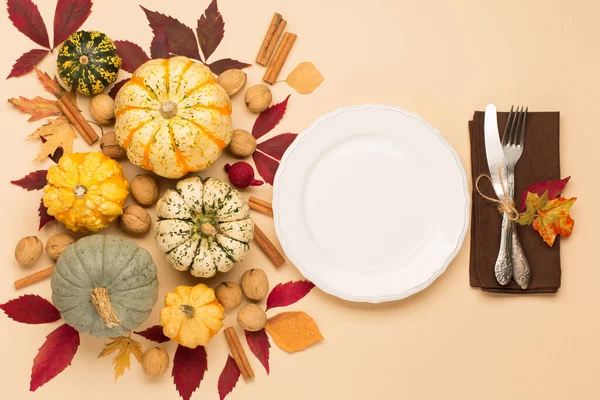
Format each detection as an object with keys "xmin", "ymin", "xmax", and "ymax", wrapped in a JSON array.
[{"xmin": 272, "ymin": 104, "xmax": 471, "ymax": 303}]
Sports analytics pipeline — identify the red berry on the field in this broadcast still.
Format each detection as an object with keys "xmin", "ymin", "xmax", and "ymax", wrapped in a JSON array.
[{"xmin": 224, "ymin": 162, "xmax": 264, "ymax": 188}]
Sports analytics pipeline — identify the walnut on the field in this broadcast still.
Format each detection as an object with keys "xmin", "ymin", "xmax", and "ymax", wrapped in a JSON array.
[
  {"xmin": 217, "ymin": 69, "xmax": 247, "ymax": 98},
  {"xmin": 45, "ymin": 233, "xmax": 76, "ymax": 260},
  {"xmin": 141, "ymin": 347, "xmax": 169, "ymax": 377},
  {"xmin": 15, "ymin": 236, "xmax": 43, "ymax": 266},
  {"xmin": 244, "ymin": 84, "xmax": 272, "ymax": 113},
  {"xmin": 120, "ymin": 205, "xmax": 151, "ymax": 234},
  {"xmin": 100, "ymin": 132, "xmax": 126, "ymax": 159},
  {"xmin": 237, "ymin": 304, "xmax": 267, "ymax": 332},
  {"xmin": 89, "ymin": 94, "xmax": 115, "ymax": 125},
  {"xmin": 241, "ymin": 269, "xmax": 269, "ymax": 301},
  {"xmin": 130, "ymin": 174, "xmax": 159, "ymax": 206},
  {"xmin": 227, "ymin": 129, "xmax": 256, "ymax": 158},
  {"xmin": 215, "ymin": 281, "xmax": 243, "ymax": 309}
]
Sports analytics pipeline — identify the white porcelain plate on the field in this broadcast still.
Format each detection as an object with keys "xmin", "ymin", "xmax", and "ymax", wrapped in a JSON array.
[{"xmin": 273, "ymin": 105, "xmax": 470, "ymax": 303}]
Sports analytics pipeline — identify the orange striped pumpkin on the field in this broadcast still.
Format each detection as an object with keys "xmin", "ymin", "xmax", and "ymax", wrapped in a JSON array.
[{"xmin": 114, "ymin": 56, "xmax": 233, "ymax": 179}]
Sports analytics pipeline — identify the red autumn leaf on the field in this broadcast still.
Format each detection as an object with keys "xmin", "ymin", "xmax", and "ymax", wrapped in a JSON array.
[
  {"xmin": 208, "ymin": 58, "xmax": 252, "ymax": 75},
  {"xmin": 0, "ymin": 295, "xmax": 61, "ymax": 324},
  {"xmin": 11, "ymin": 170, "xmax": 48, "ymax": 191},
  {"xmin": 520, "ymin": 176, "xmax": 571, "ymax": 212},
  {"xmin": 172, "ymin": 345, "xmax": 207, "ymax": 400},
  {"xmin": 256, "ymin": 133, "xmax": 297, "ymax": 161},
  {"xmin": 245, "ymin": 329, "xmax": 270, "ymax": 374},
  {"xmin": 134, "ymin": 325, "xmax": 170, "ymax": 343},
  {"xmin": 196, "ymin": 0, "xmax": 224, "ymax": 61},
  {"xmin": 150, "ymin": 23, "xmax": 169, "ymax": 59},
  {"xmin": 30, "ymin": 324, "xmax": 80, "ymax": 391},
  {"xmin": 52, "ymin": 0, "xmax": 93, "ymax": 49},
  {"xmin": 109, "ymin": 78, "xmax": 130, "ymax": 99},
  {"xmin": 141, "ymin": 6, "xmax": 201, "ymax": 61},
  {"xmin": 7, "ymin": 49, "xmax": 50, "ymax": 79},
  {"xmin": 38, "ymin": 198, "xmax": 55, "ymax": 230},
  {"xmin": 266, "ymin": 280, "xmax": 315, "ymax": 311},
  {"xmin": 115, "ymin": 40, "xmax": 150, "ymax": 73},
  {"xmin": 217, "ymin": 355, "xmax": 240, "ymax": 400},
  {"xmin": 252, "ymin": 151, "xmax": 279, "ymax": 186},
  {"xmin": 252, "ymin": 95, "xmax": 290, "ymax": 139},
  {"xmin": 7, "ymin": 0, "xmax": 50, "ymax": 48},
  {"xmin": 40, "ymin": 135, "xmax": 63, "ymax": 163},
  {"xmin": 8, "ymin": 96, "xmax": 61, "ymax": 121}
]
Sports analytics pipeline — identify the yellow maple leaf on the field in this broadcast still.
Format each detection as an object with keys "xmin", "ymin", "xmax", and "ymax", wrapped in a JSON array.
[
  {"xmin": 98, "ymin": 336, "xmax": 143, "ymax": 381},
  {"xmin": 33, "ymin": 122, "xmax": 76, "ymax": 161},
  {"xmin": 27, "ymin": 117, "xmax": 70, "ymax": 140},
  {"xmin": 265, "ymin": 311, "xmax": 323, "ymax": 353},
  {"xmin": 286, "ymin": 62, "xmax": 324, "ymax": 94},
  {"xmin": 517, "ymin": 191, "xmax": 549, "ymax": 225}
]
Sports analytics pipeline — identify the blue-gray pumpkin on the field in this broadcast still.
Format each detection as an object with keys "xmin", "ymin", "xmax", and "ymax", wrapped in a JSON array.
[{"xmin": 51, "ymin": 235, "xmax": 159, "ymax": 337}]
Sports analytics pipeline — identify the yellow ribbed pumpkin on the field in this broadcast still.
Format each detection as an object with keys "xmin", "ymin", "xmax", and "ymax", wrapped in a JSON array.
[{"xmin": 114, "ymin": 56, "xmax": 233, "ymax": 179}]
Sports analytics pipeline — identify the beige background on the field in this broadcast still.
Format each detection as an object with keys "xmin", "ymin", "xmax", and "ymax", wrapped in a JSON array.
[{"xmin": 0, "ymin": 0, "xmax": 596, "ymax": 399}]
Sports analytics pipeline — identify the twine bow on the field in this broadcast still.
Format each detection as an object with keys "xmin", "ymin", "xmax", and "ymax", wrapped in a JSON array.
[{"xmin": 475, "ymin": 165, "xmax": 521, "ymax": 221}]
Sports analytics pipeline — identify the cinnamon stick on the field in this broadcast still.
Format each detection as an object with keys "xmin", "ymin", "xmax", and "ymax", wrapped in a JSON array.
[
  {"xmin": 256, "ymin": 13, "xmax": 286, "ymax": 66},
  {"xmin": 224, "ymin": 327, "xmax": 254, "ymax": 380},
  {"xmin": 263, "ymin": 32, "xmax": 297, "ymax": 84},
  {"xmin": 249, "ymin": 197, "xmax": 272, "ymax": 210},
  {"xmin": 58, "ymin": 95, "xmax": 99, "ymax": 145},
  {"xmin": 248, "ymin": 198, "xmax": 273, "ymax": 217},
  {"xmin": 253, "ymin": 222, "xmax": 285, "ymax": 267},
  {"xmin": 14, "ymin": 265, "xmax": 55, "ymax": 290}
]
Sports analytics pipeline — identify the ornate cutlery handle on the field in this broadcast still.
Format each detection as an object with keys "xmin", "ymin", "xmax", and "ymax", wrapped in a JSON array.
[
  {"xmin": 511, "ymin": 224, "xmax": 530, "ymax": 289},
  {"xmin": 494, "ymin": 212, "xmax": 513, "ymax": 285}
]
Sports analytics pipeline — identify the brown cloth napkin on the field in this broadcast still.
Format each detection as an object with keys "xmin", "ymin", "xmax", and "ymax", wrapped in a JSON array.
[{"xmin": 469, "ymin": 110, "xmax": 561, "ymax": 293}]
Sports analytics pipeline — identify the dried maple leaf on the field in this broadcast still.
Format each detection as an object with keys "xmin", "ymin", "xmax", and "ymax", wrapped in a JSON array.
[
  {"xmin": 265, "ymin": 311, "xmax": 323, "ymax": 353},
  {"xmin": 266, "ymin": 280, "xmax": 315, "ymax": 311},
  {"xmin": 518, "ymin": 191, "xmax": 550, "ymax": 226},
  {"xmin": 245, "ymin": 329, "xmax": 270, "ymax": 374},
  {"xmin": 34, "ymin": 67, "xmax": 77, "ymax": 105},
  {"xmin": 27, "ymin": 117, "xmax": 70, "ymax": 140},
  {"xmin": 34, "ymin": 123, "xmax": 76, "ymax": 161},
  {"xmin": 519, "ymin": 176, "xmax": 571, "ymax": 211},
  {"xmin": 217, "ymin": 355, "xmax": 240, "ymax": 400},
  {"xmin": 11, "ymin": 170, "xmax": 47, "ymax": 191},
  {"xmin": 134, "ymin": 325, "xmax": 170, "ymax": 343},
  {"xmin": 40, "ymin": 135, "xmax": 64, "ymax": 163},
  {"xmin": 7, "ymin": 0, "xmax": 50, "ymax": 49},
  {"xmin": 52, "ymin": 0, "xmax": 93, "ymax": 49},
  {"xmin": 30, "ymin": 324, "xmax": 80, "ymax": 391},
  {"xmin": 286, "ymin": 62, "xmax": 324, "ymax": 94},
  {"xmin": 9, "ymin": 96, "xmax": 61, "ymax": 121},
  {"xmin": 7, "ymin": 49, "xmax": 50, "ymax": 79},
  {"xmin": 98, "ymin": 336, "xmax": 143, "ymax": 381},
  {"xmin": 534, "ymin": 196, "xmax": 576, "ymax": 247},
  {"xmin": 115, "ymin": 40, "xmax": 150, "ymax": 73},
  {"xmin": 172, "ymin": 344, "xmax": 208, "ymax": 400},
  {"xmin": 38, "ymin": 198, "xmax": 55, "ymax": 230},
  {"xmin": 0, "ymin": 294, "xmax": 60, "ymax": 324}
]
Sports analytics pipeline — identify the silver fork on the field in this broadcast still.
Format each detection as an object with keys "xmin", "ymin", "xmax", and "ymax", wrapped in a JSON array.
[{"xmin": 502, "ymin": 106, "xmax": 530, "ymax": 289}]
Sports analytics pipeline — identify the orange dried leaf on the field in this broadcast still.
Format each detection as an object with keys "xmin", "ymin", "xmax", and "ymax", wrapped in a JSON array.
[
  {"xmin": 286, "ymin": 62, "xmax": 324, "ymax": 94},
  {"xmin": 9, "ymin": 96, "xmax": 61, "ymax": 121},
  {"xmin": 265, "ymin": 311, "xmax": 323, "ymax": 353},
  {"xmin": 533, "ymin": 197, "xmax": 576, "ymax": 247}
]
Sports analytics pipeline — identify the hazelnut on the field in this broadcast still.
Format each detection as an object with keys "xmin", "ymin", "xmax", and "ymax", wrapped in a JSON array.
[
  {"xmin": 215, "ymin": 281, "xmax": 243, "ymax": 309},
  {"xmin": 100, "ymin": 132, "xmax": 126, "ymax": 159},
  {"xmin": 89, "ymin": 94, "xmax": 115, "ymax": 125},
  {"xmin": 241, "ymin": 269, "xmax": 269, "ymax": 301},
  {"xmin": 130, "ymin": 174, "xmax": 159, "ymax": 206},
  {"xmin": 237, "ymin": 303, "xmax": 267, "ymax": 332},
  {"xmin": 141, "ymin": 347, "xmax": 169, "ymax": 377},
  {"xmin": 217, "ymin": 69, "xmax": 247, "ymax": 98},
  {"xmin": 228, "ymin": 129, "xmax": 257, "ymax": 158},
  {"xmin": 244, "ymin": 84, "xmax": 272, "ymax": 113},
  {"xmin": 120, "ymin": 205, "xmax": 151, "ymax": 234},
  {"xmin": 15, "ymin": 236, "xmax": 43, "ymax": 266},
  {"xmin": 45, "ymin": 233, "xmax": 76, "ymax": 260}
]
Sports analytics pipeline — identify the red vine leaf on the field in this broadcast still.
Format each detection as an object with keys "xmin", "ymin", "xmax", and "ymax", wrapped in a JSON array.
[
  {"xmin": 30, "ymin": 324, "xmax": 80, "ymax": 391},
  {"xmin": 109, "ymin": 78, "xmax": 130, "ymax": 99},
  {"xmin": 245, "ymin": 329, "xmax": 270, "ymax": 374},
  {"xmin": 217, "ymin": 355, "xmax": 240, "ymax": 400},
  {"xmin": 208, "ymin": 58, "xmax": 252, "ymax": 76},
  {"xmin": 53, "ymin": 0, "xmax": 93, "ymax": 49},
  {"xmin": 0, "ymin": 295, "xmax": 60, "ymax": 324},
  {"xmin": 266, "ymin": 280, "xmax": 315, "ymax": 311},
  {"xmin": 172, "ymin": 345, "xmax": 208, "ymax": 400},
  {"xmin": 8, "ymin": 96, "xmax": 61, "ymax": 121},
  {"xmin": 7, "ymin": 0, "xmax": 50, "ymax": 49},
  {"xmin": 519, "ymin": 176, "xmax": 571, "ymax": 212},
  {"xmin": 196, "ymin": 0, "xmax": 224, "ymax": 61},
  {"xmin": 256, "ymin": 133, "xmax": 297, "ymax": 161},
  {"xmin": 40, "ymin": 135, "xmax": 63, "ymax": 163},
  {"xmin": 141, "ymin": 6, "xmax": 201, "ymax": 61},
  {"xmin": 11, "ymin": 170, "xmax": 48, "ymax": 191},
  {"xmin": 134, "ymin": 325, "xmax": 170, "ymax": 343},
  {"xmin": 252, "ymin": 151, "xmax": 279, "ymax": 186},
  {"xmin": 7, "ymin": 49, "xmax": 50, "ymax": 79},
  {"xmin": 252, "ymin": 95, "xmax": 290, "ymax": 139},
  {"xmin": 150, "ymin": 23, "xmax": 169, "ymax": 59},
  {"xmin": 115, "ymin": 40, "xmax": 150, "ymax": 73},
  {"xmin": 38, "ymin": 198, "xmax": 55, "ymax": 230}
]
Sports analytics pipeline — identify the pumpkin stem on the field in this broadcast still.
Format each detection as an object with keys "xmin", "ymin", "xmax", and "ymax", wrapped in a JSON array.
[
  {"xmin": 90, "ymin": 287, "xmax": 121, "ymax": 328},
  {"xmin": 79, "ymin": 55, "xmax": 89, "ymax": 65},
  {"xmin": 180, "ymin": 304, "xmax": 195, "ymax": 317},
  {"xmin": 200, "ymin": 222, "xmax": 217, "ymax": 237},
  {"xmin": 159, "ymin": 100, "xmax": 178, "ymax": 119}
]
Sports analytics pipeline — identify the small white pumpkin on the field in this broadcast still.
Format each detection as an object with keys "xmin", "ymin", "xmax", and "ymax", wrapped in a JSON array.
[{"xmin": 154, "ymin": 176, "xmax": 253, "ymax": 277}]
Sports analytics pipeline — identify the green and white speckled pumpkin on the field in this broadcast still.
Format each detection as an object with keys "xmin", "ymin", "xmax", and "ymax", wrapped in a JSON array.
[
  {"xmin": 154, "ymin": 176, "xmax": 254, "ymax": 278},
  {"xmin": 57, "ymin": 30, "xmax": 121, "ymax": 95},
  {"xmin": 51, "ymin": 235, "xmax": 158, "ymax": 337}
]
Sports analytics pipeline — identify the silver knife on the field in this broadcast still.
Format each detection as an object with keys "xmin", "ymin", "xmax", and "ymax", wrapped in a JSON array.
[{"xmin": 484, "ymin": 104, "xmax": 512, "ymax": 285}]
